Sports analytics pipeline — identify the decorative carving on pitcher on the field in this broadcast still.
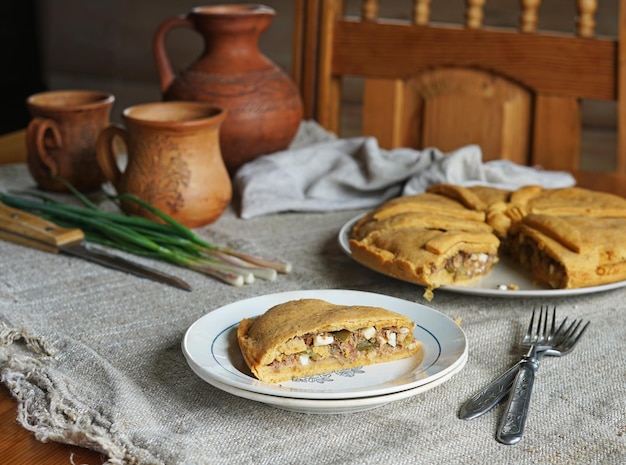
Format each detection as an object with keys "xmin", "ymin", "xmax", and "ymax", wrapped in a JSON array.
[{"xmin": 130, "ymin": 137, "xmax": 191, "ymax": 217}]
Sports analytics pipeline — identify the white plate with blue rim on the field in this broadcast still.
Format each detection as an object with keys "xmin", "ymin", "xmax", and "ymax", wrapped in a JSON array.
[
  {"xmin": 203, "ymin": 353, "xmax": 467, "ymax": 414},
  {"xmin": 338, "ymin": 213, "xmax": 626, "ymax": 297},
  {"xmin": 182, "ymin": 289, "xmax": 467, "ymax": 412}
]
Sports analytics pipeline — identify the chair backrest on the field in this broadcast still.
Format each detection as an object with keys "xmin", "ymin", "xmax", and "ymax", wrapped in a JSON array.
[{"xmin": 292, "ymin": 0, "xmax": 626, "ymax": 197}]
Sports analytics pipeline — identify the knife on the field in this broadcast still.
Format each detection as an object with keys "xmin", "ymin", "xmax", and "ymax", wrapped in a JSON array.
[{"xmin": 0, "ymin": 202, "xmax": 191, "ymax": 291}]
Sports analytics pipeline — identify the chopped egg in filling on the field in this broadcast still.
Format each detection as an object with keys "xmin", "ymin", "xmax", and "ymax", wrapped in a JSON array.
[{"xmin": 270, "ymin": 326, "xmax": 417, "ymax": 370}]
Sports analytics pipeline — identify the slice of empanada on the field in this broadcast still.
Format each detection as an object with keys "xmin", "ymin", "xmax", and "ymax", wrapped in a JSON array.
[
  {"xmin": 237, "ymin": 299, "xmax": 422, "ymax": 383},
  {"xmin": 349, "ymin": 192, "xmax": 500, "ymax": 299}
]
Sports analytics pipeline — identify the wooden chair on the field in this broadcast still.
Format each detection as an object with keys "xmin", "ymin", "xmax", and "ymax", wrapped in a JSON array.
[{"xmin": 292, "ymin": 0, "xmax": 626, "ymax": 197}]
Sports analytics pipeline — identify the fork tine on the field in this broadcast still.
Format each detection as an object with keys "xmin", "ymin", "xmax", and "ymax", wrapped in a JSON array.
[
  {"xmin": 540, "ymin": 305, "xmax": 551, "ymax": 343},
  {"xmin": 560, "ymin": 320, "xmax": 591, "ymax": 352},
  {"xmin": 548, "ymin": 306, "xmax": 556, "ymax": 342},
  {"xmin": 554, "ymin": 316, "xmax": 569, "ymax": 340},
  {"xmin": 536, "ymin": 305, "xmax": 550, "ymax": 343},
  {"xmin": 571, "ymin": 321, "xmax": 591, "ymax": 348},
  {"xmin": 524, "ymin": 307, "xmax": 537, "ymax": 344},
  {"xmin": 533, "ymin": 307, "xmax": 540, "ymax": 343},
  {"xmin": 560, "ymin": 319, "xmax": 581, "ymax": 341}
]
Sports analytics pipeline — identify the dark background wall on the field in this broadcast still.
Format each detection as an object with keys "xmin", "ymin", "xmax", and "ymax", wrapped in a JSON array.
[{"xmin": 0, "ymin": 1, "xmax": 47, "ymax": 133}]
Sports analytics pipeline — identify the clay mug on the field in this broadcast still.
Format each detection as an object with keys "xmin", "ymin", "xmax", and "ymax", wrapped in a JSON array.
[
  {"xmin": 25, "ymin": 89, "xmax": 115, "ymax": 192},
  {"xmin": 96, "ymin": 101, "xmax": 232, "ymax": 228}
]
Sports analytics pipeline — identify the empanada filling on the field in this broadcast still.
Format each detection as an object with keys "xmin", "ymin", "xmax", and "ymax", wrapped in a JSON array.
[
  {"xmin": 269, "ymin": 326, "xmax": 418, "ymax": 371},
  {"xmin": 442, "ymin": 251, "xmax": 498, "ymax": 280},
  {"xmin": 507, "ymin": 235, "xmax": 566, "ymax": 288}
]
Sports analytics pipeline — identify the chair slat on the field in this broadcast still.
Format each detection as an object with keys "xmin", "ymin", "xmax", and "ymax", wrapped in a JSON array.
[
  {"xmin": 576, "ymin": 0, "xmax": 598, "ymax": 38},
  {"xmin": 332, "ymin": 21, "xmax": 616, "ymax": 100},
  {"xmin": 466, "ymin": 0, "xmax": 486, "ymax": 29},
  {"xmin": 362, "ymin": 0, "xmax": 378, "ymax": 21},
  {"xmin": 520, "ymin": 0, "xmax": 541, "ymax": 33},
  {"xmin": 412, "ymin": 0, "xmax": 431, "ymax": 26}
]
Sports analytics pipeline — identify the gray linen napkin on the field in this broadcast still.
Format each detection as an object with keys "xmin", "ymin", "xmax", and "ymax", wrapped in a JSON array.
[{"xmin": 235, "ymin": 121, "xmax": 576, "ymax": 219}]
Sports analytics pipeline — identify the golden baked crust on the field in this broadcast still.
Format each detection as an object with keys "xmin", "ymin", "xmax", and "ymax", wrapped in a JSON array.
[
  {"xmin": 426, "ymin": 184, "xmax": 516, "ymax": 237},
  {"xmin": 349, "ymin": 184, "xmax": 626, "ymax": 295},
  {"xmin": 358, "ymin": 192, "xmax": 487, "ymax": 224},
  {"xmin": 237, "ymin": 299, "xmax": 422, "ymax": 383},
  {"xmin": 426, "ymin": 184, "xmax": 511, "ymax": 211},
  {"xmin": 513, "ymin": 186, "xmax": 626, "ymax": 218}
]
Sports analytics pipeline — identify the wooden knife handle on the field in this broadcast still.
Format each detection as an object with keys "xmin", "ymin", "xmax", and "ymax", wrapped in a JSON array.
[{"xmin": 0, "ymin": 202, "xmax": 85, "ymax": 253}]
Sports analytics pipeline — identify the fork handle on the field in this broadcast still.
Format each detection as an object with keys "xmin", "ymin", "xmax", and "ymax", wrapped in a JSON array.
[
  {"xmin": 496, "ymin": 355, "xmax": 539, "ymax": 445},
  {"xmin": 459, "ymin": 363, "xmax": 519, "ymax": 420}
]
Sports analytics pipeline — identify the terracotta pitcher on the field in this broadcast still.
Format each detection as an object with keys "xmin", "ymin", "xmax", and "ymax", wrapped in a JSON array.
[
  {"xmin": 96, "ymin": 102, "xmax": 231, "ymax": 228},
  {"xmin": 153, "ymin": 4, "xmax": 303, "ymax": 175}
]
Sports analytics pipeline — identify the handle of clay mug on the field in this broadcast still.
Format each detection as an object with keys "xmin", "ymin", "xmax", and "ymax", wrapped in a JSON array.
[
  {"xmin": 153, "ymin": 15, "xmax": 195, "ymax": 93},
  {"xmin": 96, "ymin": 124, "xmax": 128, "ymax": 190},
  {"xmin": 26, "ymin": 117, "xmax": 62, "ymax": 175}
]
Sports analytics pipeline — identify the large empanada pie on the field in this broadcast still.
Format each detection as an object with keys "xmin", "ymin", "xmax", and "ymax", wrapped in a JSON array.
[
  {"xmin": 349, "ymin": 184, "xmax": 626, "ymax": 298},
  {"xmin": 350, "ymin": 186, "xmax": 505, "ymax": 299},
  {"xmin": 237, "ymin": 298, "xmax": 422, "ymax": 383}
]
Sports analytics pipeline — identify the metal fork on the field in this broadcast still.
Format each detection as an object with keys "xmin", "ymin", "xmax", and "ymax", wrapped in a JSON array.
[
  {"xmin": 459, "ymin": 307, "xmax": 589, "ymax": 421},
  {"xmin": 496, "ymin": 307, "xmax": 590, "ymax": 445}
]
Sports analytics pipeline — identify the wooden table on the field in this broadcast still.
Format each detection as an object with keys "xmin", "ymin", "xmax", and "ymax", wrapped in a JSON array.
[
  {"xmin": 0, "ymin": 385, "xmax": 106, "ymax": 464},
  {"xmin": 0, "ymin": 129, "xmax": 28, "ymax": 165}
]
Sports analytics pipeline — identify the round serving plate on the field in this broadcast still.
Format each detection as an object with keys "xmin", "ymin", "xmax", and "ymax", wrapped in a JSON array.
[
  {"xmin": 182, "ymin": 289, "xmax": 467, "ymax": 401},
  {"xmin": 338, "ymin": 213, "xmax": 626, "ymax": 297}
]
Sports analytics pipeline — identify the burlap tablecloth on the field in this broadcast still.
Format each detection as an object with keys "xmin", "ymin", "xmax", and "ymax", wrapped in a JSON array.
[{"xmin": 1, "ymin": 163, "xmax": 625, "ymax": 464}]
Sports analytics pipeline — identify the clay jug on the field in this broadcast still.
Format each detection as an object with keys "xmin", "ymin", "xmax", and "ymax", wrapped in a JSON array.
[
  {"xmin": 25, "ymin": 89, "xmax": 114, "ymax": 193},
  {"xmin": 96, "ymin": 102, "xmax": 231, "ymax": 228},
  {"xmin": 153, "ymin": 4, "xmax": 303, "ymax": 175}
]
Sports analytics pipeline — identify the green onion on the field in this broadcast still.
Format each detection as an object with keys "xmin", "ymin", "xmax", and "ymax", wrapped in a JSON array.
[{"xmin": 0, "ymin": 189, "xmax": 291, "ymax": 287}]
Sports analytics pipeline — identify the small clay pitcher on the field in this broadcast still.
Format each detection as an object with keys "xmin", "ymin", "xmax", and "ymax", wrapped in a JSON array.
[
  {"xmin": 26, "ymin": 89, "xmax": 114, "ymax": 192},
  {"xmin": 153, "ymin": 4, "xmax": 303, "ymax": 175},
  {"xmin": 96, "ymin": 102, "xmax": 231, "ymax": 228}
]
